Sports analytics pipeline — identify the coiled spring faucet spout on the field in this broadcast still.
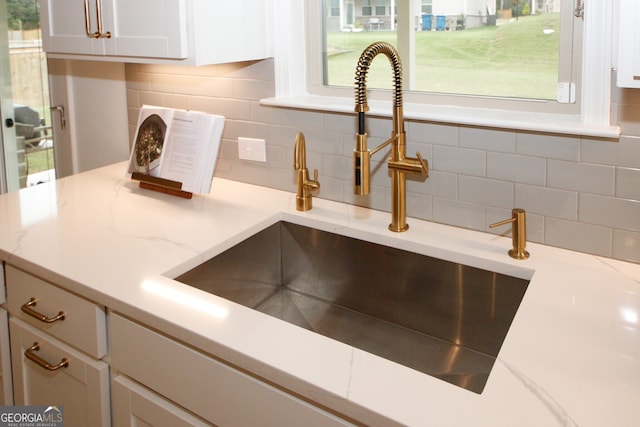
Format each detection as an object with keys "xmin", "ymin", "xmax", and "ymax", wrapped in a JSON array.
[{"xmin": 353, "ymin": 42, "xmax": 428, "ymax": 232}]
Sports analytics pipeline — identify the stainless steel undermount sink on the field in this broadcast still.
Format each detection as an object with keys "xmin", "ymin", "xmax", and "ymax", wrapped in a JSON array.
[{"xmin": 175, "ymin": 221, "xmax": 530, "ymax": 394}]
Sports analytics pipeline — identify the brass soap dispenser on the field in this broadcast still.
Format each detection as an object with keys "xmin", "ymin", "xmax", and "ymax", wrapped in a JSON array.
[{"xmin": 490, "ymin": 208, "xmax": 530, "ymax": 260}]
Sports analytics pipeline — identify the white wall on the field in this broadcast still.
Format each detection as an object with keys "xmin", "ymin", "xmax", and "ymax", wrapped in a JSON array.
[
  {"xmin": 48, "ymin": 59, "xmax": 129, "ymax": 176},
  {"xmin": 124, "ymin": 60, "xmax": 640, "ymax": 264}
]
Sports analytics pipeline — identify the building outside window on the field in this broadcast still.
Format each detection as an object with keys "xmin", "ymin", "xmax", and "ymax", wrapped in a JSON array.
[
  {"xmin": 422, "ymin": 0, "xmax": 432, "ymax": 15},
  {"xmin": 329, "ymin": 0, "xmax": 340, "ymax": 16},
  {"xmin": 362, "ymin": 0, "xmax": 372, "ymax": 16}
]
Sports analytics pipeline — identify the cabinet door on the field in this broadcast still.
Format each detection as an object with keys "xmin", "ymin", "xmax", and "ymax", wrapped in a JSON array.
[
  {"xmin": 10, "ymin": 318, "xmax": 110, "ymax": 427},
  {"xmin": 112, "ymin": 375, "xmax": 213, "ymax": 427},
  {"xmin": 39, "ymin": 0, "xmax": 106, "ymax": 55},
  {"xmin": 617, "ymin": 0, "xmax": 640, "ymax": 88},
  {"xmin": 111, "ymin": 313, "xmax": 355, "ymax": 427},
  {"xmin": 0, "ymin": 308, "xmax": 12, "ymax": 405},
  {"xmin": 103, "ymin": 0, "xmax": 188, "ymax": 58}
]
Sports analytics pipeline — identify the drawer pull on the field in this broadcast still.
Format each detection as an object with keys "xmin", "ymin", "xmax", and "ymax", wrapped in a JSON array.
[
  {"xmin": 21, "ymin": 298, "xmax": 66, "ymax": 324},
  {"xmin": 25, "ymin": 342, "xmax": 69, "ymax": 371}
]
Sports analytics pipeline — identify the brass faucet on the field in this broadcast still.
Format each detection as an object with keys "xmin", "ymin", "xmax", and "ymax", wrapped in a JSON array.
[
  {"xmin": 293, "ymin": 132, "xmax": 320, "ymax": 211},
  {"xmin": 353, "ymin": 42, "xmax": 428, "ymax": 232},
  {"xmin": 489, "ymin": 208, "xmax": 530, "ymax": 260}
]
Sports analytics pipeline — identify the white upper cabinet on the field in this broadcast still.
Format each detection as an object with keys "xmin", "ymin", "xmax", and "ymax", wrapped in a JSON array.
[
  {"xmin": 617, "ymin": 0, "xmax": 640, "ymax": 88},
  {"xmin": 39, "ymin": 0, "xmax": 272, "ymax": 65}
]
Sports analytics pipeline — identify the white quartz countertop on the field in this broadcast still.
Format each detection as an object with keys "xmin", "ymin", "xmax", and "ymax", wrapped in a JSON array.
[{"xmin": 1, "ymin": 162, "xmax": 638, "ymax": 426}]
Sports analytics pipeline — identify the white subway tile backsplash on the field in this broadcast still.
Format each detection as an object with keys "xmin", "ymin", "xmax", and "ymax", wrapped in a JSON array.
[
  {"xmin": 459, "ymin": 126, "xmax": 516, "ymax": 152},
  {"xmin": 139, "ymin": 92, "xmax": 165, "ymax": 108},
  {"xmin": 266, "ymin": 145, "xmax": 288, "ymax": 169},
  {"xmin": 618, "ymin": 103, "xmax": 640, "ymax": 136},
  {"xmin": 125, "ymin": 70, "xmax": 151, "ymax": 91},
  {"xmin": 547, "ymin": 160, "xmax": 615, "ymax": 196},
  {"xmin": 322, "ymin": 154, "xmax": 351, "ymax": 180},
  {"xmin": 458, "ymin": 176, "xmax": 513, "ymax": 208},
  {"xmin": 322, "ymin": 112, "xmax": 357, "ymax": 134},
  {"xmin": 433, "ymin": 145, "xmax": 486, "ymax": 176},
  {"xmin": 580, "ymin": 195, "xmax": 640, "ymax": 232},
  {"xmin": 515, "ymin": 184, "xmax": 578, "ymax": 220},
  {"xmin": 124, "ymin": 61, "xmax": 640, "ymax": 263},
  {"xmin": 407, "ymin": 170, "xmax": 457, "ymax": 198},
  {"xmin": 346, "ymin": 184, "xmax": 387, "ymax": 211},
  {"xmin": 161, "ymin": 94, "xmax": 192, "ymax": 111},
  {"xmin": 277, "ymin": 108, "xmax": 324, "ymax": 130},
  {"xmin": 613, "ymin": 229, "xmax": 640, "ymax": 263},
  {"xmin": 615, "ymin": 167, "xmax": 640, "ymax": 201},
  {"xmin": 364, "ymin": 117, "xmax": 394, "ymax": 139},
  {"xmin": 406, "ymin": 121, "xmax": 458, "ymax": 146},
  {"xmin": 267, "ymin": 167, "xmax": 295, "ymax": 193},
  {"xmin": 581, "ymin": 135, "xmax": 640, "ymax": 169},
  {"xmin": 487, "ymin": 152, "xmax": 546, "ymax": 185},
  {"xmin": 406, "ymin": 192, "xmax": 433, "ymax": 221},
  {"xmin": 545, "ymin": 218, "xmax": 612, "ymax": 257},
  {"xmin": 316, "ymin": 175, "xmax": 346, "ymax": 203},
  {"xmin": 233, "ymin": 79, "xmax": 275, "ymax": 100},
  {"xmin": 433, "ymin": 198, "xmax": 485, "ymax": 230},
  {"xmin": 516, "ymin": 132, "xmax": 580, "ymax": 161},
  {"xmin": 267, "ymin": 125, "xmax": 300, "ymax": 148}
]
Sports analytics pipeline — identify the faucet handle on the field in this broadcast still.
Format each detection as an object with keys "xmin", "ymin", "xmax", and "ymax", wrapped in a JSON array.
[
  {"xmin": 489, "ymin": 208, "xmax": 530, "ymax": 260},
  {"xmin": 388, "ymin": 151, "xmax": 429, "ymax": 176},
  {"xmin": 416, "ymin": 152, "xmax": 429, "ymax": 177},
  {"xmin": 306, "ymin": 168, "xmax": 320, "ymax": 190}
]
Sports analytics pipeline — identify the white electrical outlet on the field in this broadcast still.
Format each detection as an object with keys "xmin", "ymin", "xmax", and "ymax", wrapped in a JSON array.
[{"xmin": 238, "ymin": 137, "xmax": 267, "ymax": 162}]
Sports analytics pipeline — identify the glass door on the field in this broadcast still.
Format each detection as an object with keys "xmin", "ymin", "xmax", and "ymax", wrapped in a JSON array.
[{"xmin": 0, "ymin": 0, "xmax": 55, "ymax": 193}]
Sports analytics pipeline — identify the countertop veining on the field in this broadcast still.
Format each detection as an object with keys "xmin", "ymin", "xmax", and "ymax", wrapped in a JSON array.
[{"xmin": 0, "ymin": 162, "xmax": 638, "ymax": 426}]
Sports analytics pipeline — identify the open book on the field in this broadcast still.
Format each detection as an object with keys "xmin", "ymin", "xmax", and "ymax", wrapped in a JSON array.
[{"xmin": 127, "ymin": 105, "xmax": 225, "ymax": 194}]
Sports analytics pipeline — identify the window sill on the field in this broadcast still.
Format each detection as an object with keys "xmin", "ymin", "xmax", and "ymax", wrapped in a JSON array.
[{"xmin": 260, "ymin": 95, "xmax": 620, "ymax": 139}]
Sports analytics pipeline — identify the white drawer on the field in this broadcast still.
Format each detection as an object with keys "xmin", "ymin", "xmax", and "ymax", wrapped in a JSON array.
[
  {"xmin": 10, "ymin": 318, "xmax": 110, "ymax": 427},
  {"xmin": 5, "ymin": 265, "xmax": 107, "ymax": 359},
  {"xmin": 110, "ymin": 313, "xmax": 355, "ymax": 427}
]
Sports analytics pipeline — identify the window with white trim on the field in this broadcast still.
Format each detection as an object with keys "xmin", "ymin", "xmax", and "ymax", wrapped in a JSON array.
[
  {"xmin": 317, "ymin": 0, "xmax": 580, "ymax": 113},
  {"xmin": 267, "ymin": 0, "xmax": 617, "ymax": 137}
]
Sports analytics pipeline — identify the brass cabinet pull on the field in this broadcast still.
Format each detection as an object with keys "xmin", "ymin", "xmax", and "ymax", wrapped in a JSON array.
[
  {"xmin": 21, "ymin": 298, "xmax": 65, "ymax": 324},
  {"xmin": 25, "ymin": 343, "xmax": 69, "ymax": 372},
  {"xmin": 83, "ymin": 0, "xmax": 100, "ymax": 38},
  {"xmin": 95, "ymin": 0, "xmax": 112, "ymax": 39}
]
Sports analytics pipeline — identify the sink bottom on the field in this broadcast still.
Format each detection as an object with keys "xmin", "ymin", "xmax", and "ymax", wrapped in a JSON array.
[
  {"xmin": 209, "ymin": 279, "xmax": 493, "ymax": 392},
  {"xmin": 175, "ymin": 221, "xmax": 529, "ymax": 394}
]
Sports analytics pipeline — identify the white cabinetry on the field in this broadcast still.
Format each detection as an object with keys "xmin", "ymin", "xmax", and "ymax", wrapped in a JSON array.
[
  {"xmin": 0, "ymin": 308, "xmax": 12, "ymax": 405},
  {"xmin": 110, "ymin": 313, "xmax": 355, "ymax": 427},
  {"xmin": 9, "ymin": 319, "xmax": 110, "ymax": 427},
  {"xmin": 0, "ymin": 263, "xmax": 12, "ymax": 405},
  {"xmin": 5, "ymin": 265, "xmax": 110, "ymax": 426},
  {"xmin": 39, "ymin": 0, "xmax": 273, "ymax": 65},
  {"xmin": 617, "ymin": 0, "xmax": 640, "ymax": 88},
  {"xmin": 112, "ymin": 375, "xmax": 213, "ymax": 427}
]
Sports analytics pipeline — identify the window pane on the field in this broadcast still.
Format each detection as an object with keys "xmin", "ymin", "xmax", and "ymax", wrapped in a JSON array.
[
  {"xmin": 323, "ymin": 0, "xmax": 562, "ymax": 101},
  {"xmin": 330, "ymin": 0, "xmax": 340, "ymax": 16}
]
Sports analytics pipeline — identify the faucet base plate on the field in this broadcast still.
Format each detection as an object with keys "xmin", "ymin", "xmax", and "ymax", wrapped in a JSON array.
[{"xmin": 389, "ymin": 223, "xmax": 409, "ymax": 233}]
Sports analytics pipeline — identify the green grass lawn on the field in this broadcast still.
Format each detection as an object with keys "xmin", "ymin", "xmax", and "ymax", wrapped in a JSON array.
[
  {"xmin": 326, "ymin": 13, "xmax": 560, "ymax": 100},
  {"xmin": 26, "ymin": 147, "xmax": 55, "ymax": 174}
]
